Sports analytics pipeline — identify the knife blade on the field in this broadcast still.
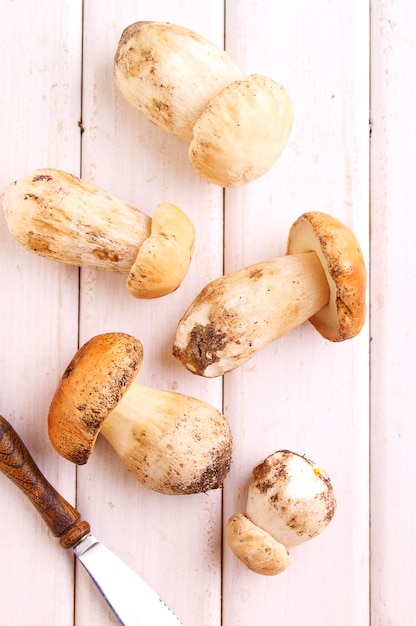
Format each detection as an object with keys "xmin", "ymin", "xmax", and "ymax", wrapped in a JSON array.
[{"xmin": 0, "ymin": 414, "xmax": 184, "ymax": 625}]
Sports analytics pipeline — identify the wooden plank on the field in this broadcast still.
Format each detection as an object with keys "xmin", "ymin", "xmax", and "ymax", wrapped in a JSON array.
[
  {"xmin": 77, "ymin": 2, "xmax": 226, "ymax": 624},
  {"xmin": 222, "ymin": 2, "xmax": 370, "ymax": 625},
  {"xmin": 370, "ymin": 1, "xmax": 416, "ymax": 623},
  {"xmin": 6, "ymin": 2, "xmax": 408, "ymax": 625},
  {"xmin": 0, "ymin": 1, "xmax": 82, "ymax": 624}
]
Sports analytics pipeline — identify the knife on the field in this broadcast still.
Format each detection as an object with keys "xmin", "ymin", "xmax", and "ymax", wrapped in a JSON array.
[{"xmin": 0, "ymin": 414, "xmax": 184, "ymax": 625}]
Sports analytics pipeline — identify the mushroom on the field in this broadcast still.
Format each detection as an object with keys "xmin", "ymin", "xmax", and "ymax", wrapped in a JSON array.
[
  {"xmin": 173, "ymin": 211, "xmax": 367, "ymax": 377},
  {"xmin": 114, "ymin": 21, "xmax": 293, "ymax": 187},
  {"xmin": 226, "ymin": 450, "xmax": 336, "ymax": 575},
  {"xmin": 48, "ymin": 332, "xmax": 232, "ymax": 495},
  {"xmin": 1, "ymin": 168, "xmax": 195, "ymax": 299}
]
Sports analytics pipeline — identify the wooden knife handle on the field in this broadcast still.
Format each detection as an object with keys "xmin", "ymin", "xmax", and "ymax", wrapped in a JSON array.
[{"xmin": 0, "ymin": 414, "xmax": 90, "ymax": 548}]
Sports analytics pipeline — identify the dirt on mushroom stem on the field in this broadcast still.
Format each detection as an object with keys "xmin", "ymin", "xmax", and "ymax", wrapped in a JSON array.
[{"xmin": 173, "ymin": 252, "xmax": 330, "ymax": 377}]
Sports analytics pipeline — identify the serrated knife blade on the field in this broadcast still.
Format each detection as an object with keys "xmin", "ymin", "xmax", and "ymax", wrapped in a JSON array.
[
  {"xmin": 74, "ymin": 534, "xmax": 183, "ymax": 625},
  {"xmin": 0, "ymin": 414, "xmax": 184, "ymax": 625}
]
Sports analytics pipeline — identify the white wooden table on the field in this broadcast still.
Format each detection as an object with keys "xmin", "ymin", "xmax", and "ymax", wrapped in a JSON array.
[{"xmin": 0, "ymin": 1, "xmax": 412, "ymax": 624}]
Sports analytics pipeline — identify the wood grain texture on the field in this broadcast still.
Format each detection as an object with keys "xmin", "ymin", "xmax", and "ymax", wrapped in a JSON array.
[
  {"xmin": 77, "ymin": 2, "xmax": 225, "ymax": 625},
  {"xmin": 0, "ymin": 415, "xmax": 90, "ymax": 548},
  {"xmin": 0, "ymin": 1, "xmax": 82, "ymax": 624},
  {"xmin": 370, "ymin": 0, "xmax": 416, "ymax": 624},
  {"xmin": 222, "ymin": 2, "xmax": 369, "ymax": 625},
  {"xmin": 0, "ymin": 1, "xmax": 410, "ymax": 625}
]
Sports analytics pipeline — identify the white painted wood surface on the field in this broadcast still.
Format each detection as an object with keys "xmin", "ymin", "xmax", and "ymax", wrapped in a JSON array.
[
  {"xmin": 370, "ymin": 1, "xmax": 416, "ymax": 624},
  {"xmin": 0, "ymin": 1, "xmax": 411, "ymax": 625}
]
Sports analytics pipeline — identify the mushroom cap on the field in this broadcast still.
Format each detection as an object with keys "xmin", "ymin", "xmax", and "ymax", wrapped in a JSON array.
[
  {"xmin": 286, "ymin": 211, "xmax": 367, "ymax": 341},
  {"xmin": 114, "ymin": 21, "xmax": 242, "ymax": 141},
  {"xmin": 48, "ymin": 333, "xmax": 143, "ymax": 464},
  {"xmin": 189, "ymin": 74, "xmax": 293, "ymax": 187},
  {"xmin": 246, "ymin": 450, "xmax": 336, "ymax": 549},
  {"xmin": 226, "ymin": 513, "xmax": 291, "ymax": 576},
  {"xmin": 127, "ymin": 202, "xmax": 195, "ymax": 299}
]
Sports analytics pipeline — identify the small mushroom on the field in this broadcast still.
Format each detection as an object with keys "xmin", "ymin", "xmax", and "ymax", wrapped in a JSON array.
[
  {"xmin": 173, "ymin": 211, "xmax": 367, "ymax": 377},
  {"xmin": 114, "ymin": 21, "xmax": 293, "ymax": 187},
  {"xmin": 1, "ymin": 168, "xmax": 195, "ymax": 299},
  {"xmin": 48, "ymin": 332, "xmax": 232, "ymax": 495},
  {"xmin": 226, "ymin": 450, "xmax": 336, "ymax": 575}
]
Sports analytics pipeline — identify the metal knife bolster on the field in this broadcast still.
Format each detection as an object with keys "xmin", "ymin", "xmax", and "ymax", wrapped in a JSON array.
[
  {"xmin": 73, "ymin": 534, "xmax": 184, "ymax": 626},
  {"xmin": 74, "ymin": 533, "xmax": 100, "ymax": 557}
]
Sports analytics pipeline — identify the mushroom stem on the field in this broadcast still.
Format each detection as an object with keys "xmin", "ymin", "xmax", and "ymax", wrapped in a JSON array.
[
  {"xmin": 173, "ymin": 251, "xmax": 330, "ymax": 377},
  {"xmin": 99, "ymin": 382, "xmax": 232, "ymax": 495},
  {"xmin": 2, "ymin": 168, "xmax": 151, "ymax": 272}
]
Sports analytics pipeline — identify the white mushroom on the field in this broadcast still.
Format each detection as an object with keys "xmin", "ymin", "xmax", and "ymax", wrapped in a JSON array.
[
  {"xmin": 226, "ymin": 450, "xmax": 336, "ymax": 575},
  {"xmin": 114, "ymin": 21, "xmax": 293, "ymax": 187},
  {"xmin": 173, "ymin": 212, "xmax": 367, "ymax": 377},
  {"xmin": 48, "ymin": 332, "xmax": 232, "ymax": 495},
  {"xmin": 1, "ymin": 168, "xmax": 195, "ymax": 299}
]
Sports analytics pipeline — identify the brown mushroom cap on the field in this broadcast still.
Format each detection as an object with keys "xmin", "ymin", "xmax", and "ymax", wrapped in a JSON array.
[
  {"xmin": 48, "ymin": 333, "xmax": 143, "ymax": 464},
  {"xmin": 286, "ymin": 211, "xmax": 367, "ymax": 341},
  {"xmin": 189, "ymin": 74, "xmax": 293, "ymax": 187}
]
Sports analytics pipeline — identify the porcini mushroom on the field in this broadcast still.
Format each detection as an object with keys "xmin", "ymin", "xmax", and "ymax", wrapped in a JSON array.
[
  {"xmin": 48, "ymin": 332, "xmax": 232, "ymax": 495},
  {"xmin": 114, "ymin": 21, "xmax": 293, "ymax": 187},
  {"xmin": 1, "ymin": 168, "xmax": 195, "ymax": 299},
  {"xmin": 226, "ymin": 450, "xmax": 336, "ymax": 575},
  {"xmin": 173, "ymin": 211, "xmax": 367, "ymax": 377}
]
